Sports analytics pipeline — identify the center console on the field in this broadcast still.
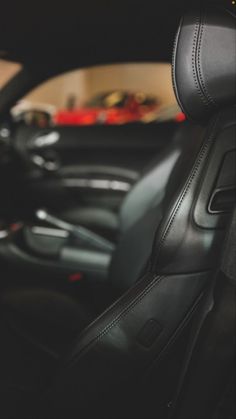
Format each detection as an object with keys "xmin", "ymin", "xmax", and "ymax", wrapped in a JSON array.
[{"xmin": 0, "ymin": 211, "xmax": 113, "ymax": 283}]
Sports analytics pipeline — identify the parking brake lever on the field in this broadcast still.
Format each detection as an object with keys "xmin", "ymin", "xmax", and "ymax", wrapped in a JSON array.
[{"xmin": 35, "ymin": 209, "xmax": 115, "ymax": 253}]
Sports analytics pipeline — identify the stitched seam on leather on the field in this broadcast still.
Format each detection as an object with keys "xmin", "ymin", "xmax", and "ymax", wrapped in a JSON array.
[
  {"xmin": 171, "ymin": 17, "xmax": 186, "ymax": 115},
  {"xmin": 197, "ymin": 11, "xmax": 217, "ymax": 108},
  {"xmin": 70, "ymin": 275, "xmax": 164, "ymax": 362},
  {"xmin": 73, "ymin": 273, "xmax": 154, "ymax": 336},
  {"xmin": 152, "ymin": 116, "xmax": 219, "ymax": 270},
  {"xmin": 192, "ymin": 13, "xmax": 210, "ymax": 108},
  {"xmin": 171, "ymin": 23, "xmax": 179, "ymax": 99}
]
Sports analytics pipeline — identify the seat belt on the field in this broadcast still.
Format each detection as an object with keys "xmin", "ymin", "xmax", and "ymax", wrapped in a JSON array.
[{"xmin": 168, "ymin": 206, "xmax": 236, "ymax": 419}]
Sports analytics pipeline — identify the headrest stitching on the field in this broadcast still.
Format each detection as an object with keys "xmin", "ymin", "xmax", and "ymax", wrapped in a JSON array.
[
  {"xmin": 196, "ymin": 10, "xmax": 217, "ymax": 109},
  {"xmin": 191, "ymin": 12, "xmax": 210, "ymax": 110},
  {"xmin": 171, "ymin": 16, "xmax": 193, "ymax": 120},
  {"xmin": 171, "ymin": 18, "xmax": 182, "ymax": 109},
  {"xmin": 172, "ymin": 6, "xmax": 236, "ymax": 122}
]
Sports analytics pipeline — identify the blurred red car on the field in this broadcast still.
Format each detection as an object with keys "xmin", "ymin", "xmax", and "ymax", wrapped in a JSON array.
[{"xmin": 54, "ymin": 91, "xmax": 160, "ymax": 125}]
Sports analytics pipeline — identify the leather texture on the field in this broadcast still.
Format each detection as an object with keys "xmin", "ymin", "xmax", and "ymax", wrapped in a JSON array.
[
  {"xmin": 172, "ymin": 6, "xmax": 236, "ymax": 122},
  {"xmin": 60, "ymin": 123, "xmax": 202, "ymax": 250},
  {"xmin": 43, "ymin": 6, "xmax": 236, "ymax": 419},
  {"xmin": 119, "ymin": 124, "xmax": 187, "ymax": 233},
  {"xmin": 110, "ymin": 122, "xmax": 204, "ymax": 291},
  {"xmin": 46, "ymin": 110, "xmax": 236, "ymax": 419},
  {"xmin": 151, "ymin": 107, "xmax": 236, "ymax": 275}
]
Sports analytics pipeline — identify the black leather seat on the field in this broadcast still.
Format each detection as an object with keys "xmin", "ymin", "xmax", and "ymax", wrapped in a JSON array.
[
  {"xmin": 41, "ymin": 5, "xmax": 235, "ymax": 419},
  {"xmin": 0, "ymin": 123, "xmax": 204, "ymax": 364},
  {"xmin": 57, "ymin": 123, "xmax": 191, "ymax": 243},
  {"xmin": 1, "ymin": 124, "xmax": 204, "ymax": 354},
  {"xmin": 0, "ymin": 4, "xmax": 235, "ymax": 419}
]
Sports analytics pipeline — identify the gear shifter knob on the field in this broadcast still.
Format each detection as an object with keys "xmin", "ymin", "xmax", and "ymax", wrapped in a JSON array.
[
  {"xmin": 36, "ymin": 208, "xmax": 74, "ymax": 232},
  {"xmin": 36, "ymin": 209, "xmax": 48, "ymax": 221}
]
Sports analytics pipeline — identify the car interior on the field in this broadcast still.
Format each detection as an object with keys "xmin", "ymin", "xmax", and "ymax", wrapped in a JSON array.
[{"xmin": 0, "ymin": 1, "xmax": 235, "ymax": 418}]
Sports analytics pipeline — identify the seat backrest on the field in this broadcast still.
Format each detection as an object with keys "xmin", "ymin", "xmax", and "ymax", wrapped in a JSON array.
[
  {"xmin": 119, "ymin": 122, "xmax": 192, "ymax": 233},
  {"xmin": 46, "ymin": 6, "xmax": 236, "ymax": 419},
  {"xmin": 110, "ymin": 121, "xmax": 204, "ymax": 292}
]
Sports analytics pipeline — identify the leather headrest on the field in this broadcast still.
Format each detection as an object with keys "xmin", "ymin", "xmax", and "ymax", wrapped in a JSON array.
[{"xmin": 172, "ymin": 6, "xmax": 236, "ymax": 122}]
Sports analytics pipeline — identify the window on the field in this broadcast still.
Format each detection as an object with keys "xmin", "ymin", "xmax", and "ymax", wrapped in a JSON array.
[
  {"xmin": 0, "ymin": 59, "xmax": 22, "ymax": 89},
  {"xmin": 12, "ymin": 63, "xmax": 183, "ymax": 127}
]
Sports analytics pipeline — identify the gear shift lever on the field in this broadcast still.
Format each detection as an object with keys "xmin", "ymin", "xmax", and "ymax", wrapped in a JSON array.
[
  {"xmin": 35, "ymin": 209, "xmax": 115, "ymax": 252},
  {"xmin": 36, "ymin": 209, "xmax": 75, "ymax": 233}
]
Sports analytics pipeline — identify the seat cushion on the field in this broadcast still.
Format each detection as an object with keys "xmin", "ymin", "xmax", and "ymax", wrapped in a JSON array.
[
  {"xmin": 0, "ymin": 288, "xmax": 101, "ymax": 418},
  {"xmin": 0, "ymin": 289, "xmax": 95, "ymax": 357}
]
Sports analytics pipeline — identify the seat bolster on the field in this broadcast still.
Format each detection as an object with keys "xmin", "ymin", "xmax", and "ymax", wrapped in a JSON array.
[
  {"xmin": 151, "ymin": 108, "xmax": 236, "ymax": 275},
  {"xmin": 46, "ymin": 271, "xmax": 209, "ymax": 419}
]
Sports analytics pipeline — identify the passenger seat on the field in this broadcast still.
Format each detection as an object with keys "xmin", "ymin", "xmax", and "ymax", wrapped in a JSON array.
[{"xmin": 58, "ymin": 122, "xmax": 194, "ymax": 244}]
